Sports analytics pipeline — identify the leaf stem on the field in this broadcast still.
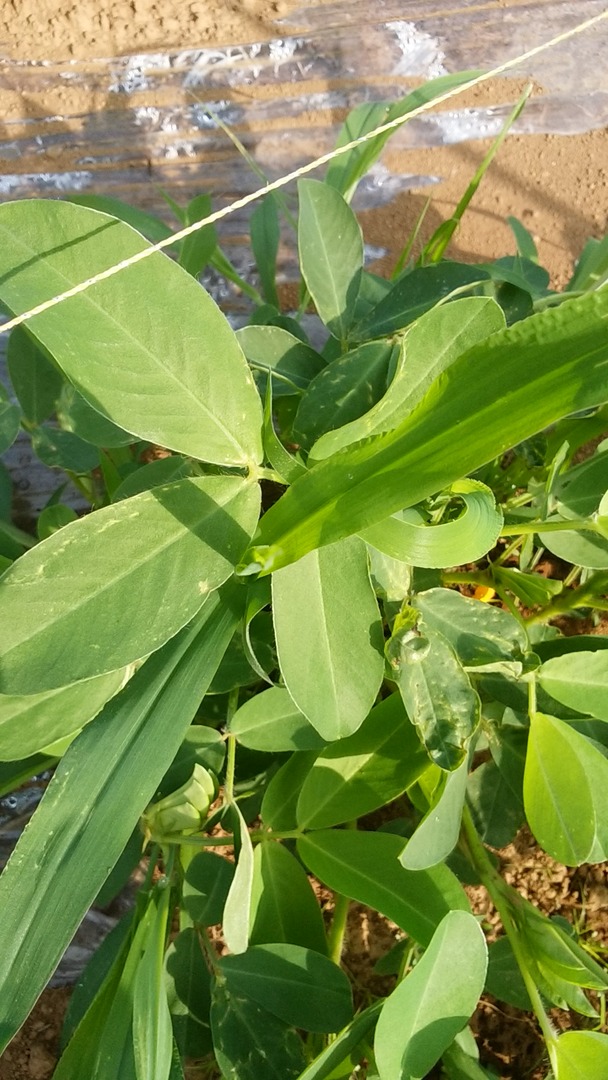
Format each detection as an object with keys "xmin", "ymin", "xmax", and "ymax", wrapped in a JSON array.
[
  {"xmin": 327, "ymin": 822, "xmax": 355, "ymax": 965},
  {"xmin": 327, "ymin": 891, "xmax": 351, "ymax": 966},
  {"xmin": 500, "ymin": 517, "xmax": 598, "ymax": 536},
  {"xmin": 151, "ymin": 827, "xmax": 303, "ymax": 848},
  {"xmin": 224, "ymin": 689, "xmax": 240, "ymax": 804},
  {"xmin": 460, "ymin": 805, "xmax": 557, "ymax": 1048}
]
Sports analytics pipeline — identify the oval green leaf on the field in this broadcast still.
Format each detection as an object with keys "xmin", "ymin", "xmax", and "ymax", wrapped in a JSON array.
[
  {"xmin": 0, "ymin": 668, "xmax": 127, "ymax": 760},
  {"xmin": 293, "ymin": 342, "xmax": 394, "ymax": 449},
  {"xmin": 297, "ymin": 830, "xmax": 469, "ymax": 948},
  {"xmin": 539, "ymin": 650, "xmax": 608, "ymax": 720},
  {"xmin": 220, "ymin": 943, "xmax": 353, "ymax": 1033},
  {"xmin": 272, "ymin": 535, "xmax": 384, "ymax": 740},
  {"xmin": 249, "ymin": 841, "xmax": 328, "ymax": 954},
  {"xmin": 374, "ymin": 911, "xmax": 487, "ymax": 1080},
  {"xmin": 0, "ymin": 200, "xmax": 262, "ymax": 466},
  {"xmin": 298, "ymin": 179, "xmax": 363, "ymax": 341},
  {"xmin": 229, "ymin": 686, "xmax": 326, "ymax": 752},
  {"xmin": 524, "ymin": 712, "xmax": 608, "ymax": 865},
  {"xmin": 0, "ymin": 476, "xmax": 260, "ymax": 694},
  {"xmin": 296, "ymin": 692, "xmax": 430, "ymax": 830}
]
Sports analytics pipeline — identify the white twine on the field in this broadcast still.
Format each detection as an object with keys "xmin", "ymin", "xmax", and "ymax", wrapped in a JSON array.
[{"xmin": 1, "ymin": 8, "xmax": 606, "ymax": 336}]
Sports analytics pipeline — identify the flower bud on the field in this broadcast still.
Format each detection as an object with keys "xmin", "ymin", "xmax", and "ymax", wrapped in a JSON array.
[{"xmin": 143, "ymin": 763, "xmax": 218, "ymax": 838}]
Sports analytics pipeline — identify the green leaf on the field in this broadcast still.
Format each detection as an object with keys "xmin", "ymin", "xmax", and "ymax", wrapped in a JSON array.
[
  {"xmin": 61, "ymin": 911, "xmax": 133, "ymax": 1049},
  {"xmin": 374, "ymin": 911, "xmax": 487, "ymax": 1080},
  {"xmin": 57, "ymin": 383, "xmax": 134, "ymax": 448},
  {"xmin": 164, "ymin": 927, "xmax": 212, "ymax": 1058},
  {"xmin": 133, "ymin": 886, "xmax": 173, "ymax": 1080},
  {"xmin": 553, "ymin": 447, "xmax": 608, "ymax": 518},
  {"xmin": 223, "ymin": 800, "xmax": 255, "ymax": 955},
  {"xmin": 178, "ymin": 194, "xmax": 217, "ymax": 279},
  {"xmin": 262, "ymin": 380, "xmax": 307, "ymax": 485},
  {"xmin": 507, "ymin": 216, "xmax": 539, "ymax": 263},
  {"xmin": 296, "ymin": 1002, "xmax": 383, "ymax": 1080},
  {"xmin": 390, "ymin": 625, "xmax": 480, "ymax": 770},
  {"xmin": 492, "ymin": 565, "xmax": 563, "ymax": 607},
  {"xmin": 0, "ymin": 475, "xmax": 259, "ymax": 693},
  {"xmin": 367, "ymin": 545, "xmax": 411, "ymax": 602},
  {"xmin": 524, "ymin": 712, "xmax": 608, "ymax": 865},
  {"xmin": 361, "ymin": 480, "xmax": 503, "ymax": 568},
  {"xmin": 298, "ymin": 830, "xmax": 469, "ymax": 947},
  {"xmin": 236, "ymin": 324, "xmax": 325, "ymax": 398},
  {"xmin": 413, "ymin": 588, "xmax": 528, "ymax": 666},
  {"xmin": 272, "ymin": 535, "xmax": 384, "ymax": 740},
  {"xmin": 482, "ymin": 255, "xmax": 549, "ymax": 298},
  {"xmin": 54, "ymin": 896, "xmax": 156, "ymax": 1080},
  {"xmin": 210, "ymin": 980, "xmax": 306, "ymax": 1080},
  {"xmin": 112, "ymin": 456, "xmax": 197, "ymax": 502},
  {"xmin": 230, "ymin": 686, "xmax": 326, "ymax": 752},
  {"xmin": 248, "ymin": 288, "xmax": 608, "ymax": 573},
  {"xmin": 260, "ymin": 750, "xmax": 317, "ymax": 831},
  {"xmin": 0, "ymin": 200, "xmax": 263, "ymax": 466},
  {"xmin": 220, "ymin": 943, "xmax": 353, "ymax": 1032},
  {"xmin": 0, "ymin": 396, "xmax": 21, "ymax": 455},
  {"xmin": 298, "ymin": 179, "xmax": 363, "ymax": 341},
  {"xmin": 251, "ymin": 196, "xmax": 280, "ymax": 307},
  {"xmin": 400, "ymin": 759, "xmax": 468, "ymax": 870},
  {"xmin": 157, "ymin": 725, "xmax": 225, "ymax": 798},
  {"xmin": 66, "ymin": 194, "xmax": 175, "ymax": 246},
  {"xmin": 296, "ymin": 692, "xmax": 430, "ymax": 829},
  {"xmin": 37, "ymin": 504, "xmax": 78, "ymax": 541},
  {"xmin": 183, "ymin": 851, "xmax": 235, "ymax": 926},
  {"xmin": 0, "ymin": 668, "xmax": 127, "ymax": 760},
  {"xmin": 538, "ymin": 519, "xmax": 608, "ymax": 569},
  {"xmin": 325, "ymin": 74, "xmax": 480, "ymax": 202},
  {"xmin": 7, "ymin": 327, "xmax": 64, "ymax": 423},
  {"xmin": 0, "ymin": 586, "xmax": 241, "ymax": 1050},
  {"xmin": 539, "ymin": 650, "xmax": 608, "ymax": 719},
  {"xmin": 353, "ymin": 263, "xmax": 488, "ymax": 342},
  {"xmin": 249, "ymin": 841, "xmax": 328, "ymax": 954},
  {"xmin": 551, "ymin": 1031, "xmax": 608, "ymax": 1080},
  {"xmin": 311, "ymin": 297, "xmax": 505, "ymax": 462},
  {"xmin": 485, "ymin": 936, "xmax": 532, "ymax": 1011},
  {"xmin": 293, "ymin": 342, "xmax": 394, "ymax": 449},
  {"xmin": 467, "ymin": 760, "xmax": 525, "ymax": 848},
  {"xmin": 31, "ymin": 424, "xmax": 100, "ymax": 472},
  {"xmin": 568, "ymin": 234, "xmax": 608, "ymax": 291}
]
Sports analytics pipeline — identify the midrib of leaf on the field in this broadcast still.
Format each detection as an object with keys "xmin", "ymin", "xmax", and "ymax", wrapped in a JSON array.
[{"xmin": 0, "ymin": 222, "xmax": 249, "ymax": 462}]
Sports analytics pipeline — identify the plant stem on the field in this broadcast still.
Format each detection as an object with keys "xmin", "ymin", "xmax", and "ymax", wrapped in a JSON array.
[
  {"xmin": 460, "ymin": 805, "xmax": 557, "ymax": 1048},
  {"xmin": 151, "ymin": 827, "xmax": 303, "ymax": 848},
  {"xmin": 224, "ymin": 689, "xmax": 240, "ymax": 804},
  {"xmin": 327, "ymin": 822, "xmax": 355, "ymax": 965},
  {"xmin": 327, "ymin": 891, "xmax": 351, "ymax": 966}
]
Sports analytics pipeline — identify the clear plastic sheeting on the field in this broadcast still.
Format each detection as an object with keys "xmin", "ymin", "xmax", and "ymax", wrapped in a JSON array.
[{"xmin": 0, "ymin": 1, "xmax": 606, "ymax": 212}]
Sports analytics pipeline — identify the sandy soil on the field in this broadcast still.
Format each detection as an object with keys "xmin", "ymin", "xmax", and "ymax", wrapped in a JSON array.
[{"xmin": 0, "ymin": 0, "xmax": 328, "ymax": 61}]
